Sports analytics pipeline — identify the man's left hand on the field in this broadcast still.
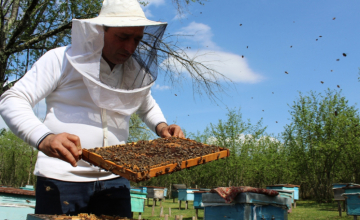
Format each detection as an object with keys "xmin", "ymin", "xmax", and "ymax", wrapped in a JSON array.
[{"xmin": 156, "ymin": 123, "xmax": 185, "ymax": 138}]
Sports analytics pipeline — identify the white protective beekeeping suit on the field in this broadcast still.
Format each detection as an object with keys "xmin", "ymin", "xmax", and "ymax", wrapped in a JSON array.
[
  {"xmin": 0, "ymin": 0, "xmax": 168, "ymax": 182},
  {"xmin": 67, "ymin": 0, "xmax": 168, "ymax": 147}
]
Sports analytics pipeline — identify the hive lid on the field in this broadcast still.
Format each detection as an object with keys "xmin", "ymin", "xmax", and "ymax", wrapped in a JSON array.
[
  {"xmin": 81, "ymin": 137, "xmax": 230, "ymax": 182},
  {"xmin": 202, "ymin": 192, "xmax": 290, "ymax": 209},
  {"xmin": 130, "ymin": 190, "xmax": 147, "ymax": 195},
  {"xmin": 172, "ymin": 184, "xmax": 187, "ymax": 189},
  {"xmin": 0, "ymin": 186, "xmax": 35, "ymax": 197}
]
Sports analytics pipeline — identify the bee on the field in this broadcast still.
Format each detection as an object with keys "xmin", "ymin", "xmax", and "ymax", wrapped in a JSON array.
[
  {"xmin": 331, "ymin": 70, "xmax": 333, "ymax": 72},
  {"xmin": 246, "ymin": 46, "xmax": 248, "ymax": 49},
  {"xmin": 26, "ymin": 200, "xmax": 31, "ymax": 203},
  {"xmin": 242, "ymin": 55, "xmax": 244, "ymax": 58},
  {"xmin": 316, "ymin": 39, "xmax": 318, "ymax": 41},
  {"xmin": 336, "ymin": 59, "xmax": 340, "ymax": 61},
  {"xmin": 175, "ymin": 94, "xmax": 177, "ymax": 96},
  {"xmin": 343, "ymin": 53, "xmax": 347, "ymax": 57},
  {"xmin": 45, "ymin": 185, "xmax": 53, "ymax": 192},
  {"xmin": 290, "ymin": 45, "xmax": 292, "ymax": 48},
  {"xmin": 337, "ymin": 85, "xmax": 340, "ymax": 88},
  {"xmin": 276, "ymin": 121, "xmax": 278, "ymax": 123},
  {"xmin": 63, "ymin": 201, "xmax": 69, "ymax": 205},
  {"xmin": 239, "ymin": 24, "xmax": 242, "ymax": 26},
  {"xmin": 332, "ymin": 17, "xmax": 336, "ymax": 20},
  {"xmin": 321, "ymin": 81, "xmax": 324, "ymax": 84},
  {"xmin": 319, "ymin": 36, "xmax": 322, "ymax": 38},
  {"xmin": 285, "ymin": 71, "xmax": 288, "ymax": 74}
]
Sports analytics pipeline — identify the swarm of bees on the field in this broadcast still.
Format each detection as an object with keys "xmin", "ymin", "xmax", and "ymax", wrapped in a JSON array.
[{"xmin": 87, "ymin": 137, "xmax": 221, "ymax": 175}]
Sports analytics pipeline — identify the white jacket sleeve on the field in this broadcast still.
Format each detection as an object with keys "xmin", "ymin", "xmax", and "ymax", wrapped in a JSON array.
[
  {"xmin": 0, "ymin": 49, "xmax": 62, "ymax": 148},
  {"xmin": 136, "ymin": 90, "xmax": 167, "ymax": 134}
]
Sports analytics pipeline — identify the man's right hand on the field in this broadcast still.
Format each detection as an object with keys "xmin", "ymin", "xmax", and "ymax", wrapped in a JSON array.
[{"xmin": 38, "ymin": 133, "xmax": 82, "ymax": 167}]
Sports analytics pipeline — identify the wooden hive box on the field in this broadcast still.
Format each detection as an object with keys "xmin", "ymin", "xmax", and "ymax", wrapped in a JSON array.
[
  {"xmin": 130, "ymin": 190, "xmax": 147, "ymax": 213},
  {"xmin": 81, "ymin": 137, "xmax": 230, "ymax": 182},
  {"xmin": 202, "ymin": 192, "xmax": 290, "ymax": 220},
  {"xmin": 343, "ymin": 186, "xmax": 360, "ymax": 216},
  {"xmin": 178, "ymin": 188, "xmax": 199, "ymax": 201},
  {"xmin": 171, "ymin": 184, "xmax": 186, "ymax": 199},
  {"xmin": 332, "ymin": 183, "xmax": 360, "ymax": 201},
  {"xmin": 266, "ymin": 184, "xmax": 300, "ymax": 200}
]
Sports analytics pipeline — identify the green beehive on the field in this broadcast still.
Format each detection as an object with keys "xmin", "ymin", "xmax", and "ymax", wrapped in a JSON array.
[{"xmin": 130, "ymin": 190, "xmax": 147, "ymax": 213}]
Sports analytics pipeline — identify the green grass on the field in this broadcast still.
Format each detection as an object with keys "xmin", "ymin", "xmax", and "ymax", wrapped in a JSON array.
[{"xmin": 132, "ymin": 199, "xmax": 355, "ymax": 220}]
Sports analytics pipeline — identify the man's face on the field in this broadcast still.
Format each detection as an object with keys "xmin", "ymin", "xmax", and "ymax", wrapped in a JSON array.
[{"xmin": 102, "ymin": 26, "xmax": 145, "ymax": 65}]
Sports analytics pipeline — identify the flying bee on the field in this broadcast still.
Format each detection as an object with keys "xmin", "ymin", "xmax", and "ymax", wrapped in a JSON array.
[
  {"xmin": 63, "ymin": 201, "xmax": 69, "ymax": 205},
  {"xmin": 336, "ymin": 59, "xmax": 340, "ymax": 61},
  {"xmin": 321, "ymin": 81, "xmax": 324, "ymax": 84},
  {"xmin": 343, "ymin": 53, "xmax": 347, "ymax": 57},
  {"xmin": 45, "ymin": 185, "xmax": 53, "ymax": 192},
  {"xmin": 337, "ymin": 85, "xmax": 340, "ymax": 88},
  {"xmin": 285, "ymin": 71, "xmax": 288, "ymax": 74}
]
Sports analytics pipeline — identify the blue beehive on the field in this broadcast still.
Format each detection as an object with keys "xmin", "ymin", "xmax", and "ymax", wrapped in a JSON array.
[
  {"xmin": 130, "ymin": 190, "xmax": 147, "ymax": 213},
  {"xmin": 139, "ymin": 186, "xmax": 147, "ymax": 194},
  {"xmin": 193, "ymin": 191, "xmax": 208, "ymax": 209},
  {"xmin": 266, "ymin": 184, "xmax": 300, "ymax": 200},
  {"xmin": 332, "ymin": 183, "xmax": 360, "ymax": 201},
  {"xmin": 163, "ymin": 188, "xmax": 168, "ymax": 197},
  {"xmin": 178, "ymin": 188, "xmax": 199, "ymax": 201},
  {"xmin": 202, "ymin": 192, "xmax": 290, "ymax": 220},
  {"xmin": 171, "ymin": 184, "xmax": 186, "ymax": 199},
  {"xmin": 0, "ymin": 186, "xmax": 36, "ymax": 219},
  {"xmin": 343, "ymin": 186, "xmax": 360, "ymax": 216}
]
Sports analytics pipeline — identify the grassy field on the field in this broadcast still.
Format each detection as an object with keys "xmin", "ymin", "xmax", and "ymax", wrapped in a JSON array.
[{"xmin": 132, "ymin": 198, "xmax": 355, "ymax": 220}]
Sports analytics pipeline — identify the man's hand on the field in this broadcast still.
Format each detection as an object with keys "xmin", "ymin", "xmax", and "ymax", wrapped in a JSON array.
[
  {"xmin": 156, "ymin": 123, "xmax": 185, "ymax": 138},
  {"xmin": 38, "ymin": 133, "xmax": 82, "ymax": 167}
]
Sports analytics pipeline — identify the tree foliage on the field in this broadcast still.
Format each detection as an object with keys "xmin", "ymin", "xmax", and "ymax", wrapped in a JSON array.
[
  {"xmin": 282, "ymin": 89, "xmax": 360, "ymax": 202},
  {"xmin": 0, "ymin": 129, "xmax": 37, "ymax": 187}
]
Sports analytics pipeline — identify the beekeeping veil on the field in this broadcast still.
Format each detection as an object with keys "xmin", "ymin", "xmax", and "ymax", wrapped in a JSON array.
[{"xmin": 65, "ymin": 0, "xmax": 167, "ymax": 116}]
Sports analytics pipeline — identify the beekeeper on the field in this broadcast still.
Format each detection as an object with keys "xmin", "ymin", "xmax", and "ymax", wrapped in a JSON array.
[{"xmin": 0, "ymin": 0, "xmax": 184, "ymax": 217}]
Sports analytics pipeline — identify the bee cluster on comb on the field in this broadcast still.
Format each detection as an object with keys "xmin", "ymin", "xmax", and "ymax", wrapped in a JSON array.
[{"xmin": 87, "ymin": 137, "xmax": 220, "ymax": 173}]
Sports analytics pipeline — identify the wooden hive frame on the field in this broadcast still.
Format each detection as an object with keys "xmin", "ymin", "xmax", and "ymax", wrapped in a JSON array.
[{"xmin": 81, "ymin": 139, "xmax": 230, "ymax": 183}]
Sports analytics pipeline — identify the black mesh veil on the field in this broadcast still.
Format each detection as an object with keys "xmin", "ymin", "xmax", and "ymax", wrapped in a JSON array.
[{"xmin": 129, "ymin": 24, "xmax": 167, "ymax": 89}]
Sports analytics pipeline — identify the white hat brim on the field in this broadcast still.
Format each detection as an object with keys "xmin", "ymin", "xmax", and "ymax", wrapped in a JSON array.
[{"xmin": 79, "ymin": 16, "xmax": 167, "ymax": 27}]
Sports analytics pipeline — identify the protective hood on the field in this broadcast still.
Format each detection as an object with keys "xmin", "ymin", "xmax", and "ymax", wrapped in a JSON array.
[{"xmin": 65, "ymin": 0, "xmax": 167, "ymax": 116}]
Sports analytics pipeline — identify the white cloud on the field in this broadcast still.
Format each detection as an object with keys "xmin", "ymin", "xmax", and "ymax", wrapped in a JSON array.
[
  {"xmin": 173, "ymin": 12, "xmax": 188, "ymax": 20},
  {"xmin": 144, "ymin": 9, "xmax": 153, "ymax": 18},
  {"xmin": 153, "ymin": 84, "xmax": 170, "ymax": 90},
  {"xmin": 163, "ymin": 50, "xmax": 263, "ymax": 83},
  {"xmin": 176, "ymin": 22, "xmax": 219, "ymax": 50},
  {"xmin": 163, "ymin": 22, "xmax": 263, "ymax": 83}
]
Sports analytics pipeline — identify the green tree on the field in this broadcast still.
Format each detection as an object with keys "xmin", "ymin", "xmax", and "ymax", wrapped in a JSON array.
[
  {"xmin": 282, "ymin": 89, "xmax": 360, "ymax": 202},
  {"xmin": 0, "ymin": 129, "xmax": 37, "ymax": 187},
  {"xmin": 128, "ymin": 114, "xmax": 156, "ymax": 143}
]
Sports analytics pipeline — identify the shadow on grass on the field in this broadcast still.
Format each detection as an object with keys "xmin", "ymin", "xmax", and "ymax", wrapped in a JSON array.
[{"xmin": 296, "ymin": 200, "xmax": 341, "ymax": 212}]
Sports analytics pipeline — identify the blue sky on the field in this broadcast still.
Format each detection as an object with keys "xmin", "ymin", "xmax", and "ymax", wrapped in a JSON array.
[
  {"xmin": 1, "ymin": 0, "xmax": 360, "ymax": 138},
  {"xmin": 148, "ymin": 0, "xmax": 360, "ymax": 137}
]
